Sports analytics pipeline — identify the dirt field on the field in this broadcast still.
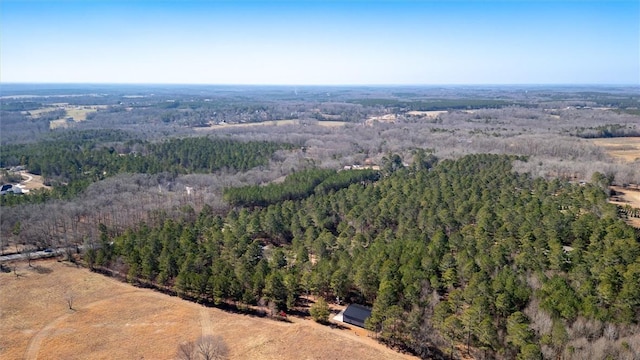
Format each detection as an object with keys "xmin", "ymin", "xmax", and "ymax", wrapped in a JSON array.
[
  {"xmin": 18, "ymin": 171, "xmax": 50, "ymax": 191},
  {"xmin": 610, "ymin": 185, "xmax": 640, "ymax": 228},
  {"xmin": 590, "ymin": 137, "xmax": 640, "ymax": 163},
  {"xmin": 0, "ymin": 260, "xmax": 415, "ymax": 360}
]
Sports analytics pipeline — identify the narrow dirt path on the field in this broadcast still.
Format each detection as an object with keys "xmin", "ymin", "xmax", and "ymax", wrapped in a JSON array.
[
  {"xmin": 20, "ymin": 172, "xmax": 33, "ymax": 184},
  {"xmin": 23, "ymin": 312, "xmax": 73, "ymax": 360},
  {"xmin": 23, "ymin": 289, "xmax": 136, "ymax": 360},
  {"xmin": 18, "ymin": 170, "xmax": 50, "ymax": 191},
  {"xmin": 199, "ymin": 308, "xmax": 214, "ymax": 337},
  {"xmin": 23, "ymin": 272, "xmax": 415, "ymax": 359},
  {"xmin": 22, "ymin": 275, "xmax": 179, "ymax": 360}
]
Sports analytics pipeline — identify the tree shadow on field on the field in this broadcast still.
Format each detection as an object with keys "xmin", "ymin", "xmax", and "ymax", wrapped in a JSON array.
[
  {"xmin": 30, "ymin": 265, "xmax": 53, "ymax": 274},
  {"xmin": 0, "ymin": 264, "xmax": 11, "ymax": 273},
  {"xmin": 91, "ymin": 266, "xmax": 295, "ymax": 323},
  {"xmin": 328, "ymin": 322, "xmax": 349, "ymax": 330}
]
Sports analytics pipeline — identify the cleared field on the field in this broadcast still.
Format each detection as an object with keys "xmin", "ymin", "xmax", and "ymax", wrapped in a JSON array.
[
  {"xmin": 66, "ymin": 105, "xmax": 107, "ymax": 121},
  {"xmin": 19, "ymin": 171, "xmax": 50, "ymax": 191},
  {"xmin": 0, "ymin": 260, "xmax": 414, "ymax": 360},
  {"xmin": 196, "ymin": 119, "xmax": 348, "ymax": 131},
  {"xmin": 49, "ymin": 119, "xmax": 70, "ymax": 129},
  {"xmin": 406, "ymin": 110, "xmax": 448, "ymax": 118},
  {"xmin": 590, "ymin": 137, "xmax": 640, "ymax": 163},
  {"xmin": 39, "ymin": 104, "xmax": 107, "ymax": 129},
  {"xmin": 365, "ymin": 114, "xmax": 396, "ymax": 125},
  {"xmin": 610, "ymin": 185, "xmax": 640, "ymax": 228},
  {"xmin": 25, "ymin": 107, "xmax": 59, "ymax": 117}
]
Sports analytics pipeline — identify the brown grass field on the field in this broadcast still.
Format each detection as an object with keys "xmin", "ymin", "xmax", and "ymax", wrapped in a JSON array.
[
  {"xmin": 365, "ymin": 114, "xmax": 396, "ymax": 126},
  {"xmin": 25, "ymin": 107, "xmax": 59, "ymax": 117},
  {"xmin": 610, "ymin": 186, "xmax": 640, "ymax": 228},
  {"xmin": 406, "ymin": 110, "xmax": 448, "ymax": 118},
  {"xmin": 589, "ymin": 137, "xmax": 640, "ymax": 163},
  {"xmin": 591, "ymin": 137, "xmax": 640, "ymax": 227},
  {"xmin": 65, "ymin": 106, "xmax": 108, "ymax": 121},
  {"xmin": 195, "ymin": 120, "xmax": 347, "ymax": 131},
  {"xmin": 0, "ymin": 260, "xmax": 415, "ymax": 360},
  {"xmin": 37, "ymin": 104, "xmax": 107, "ymax": 129}
]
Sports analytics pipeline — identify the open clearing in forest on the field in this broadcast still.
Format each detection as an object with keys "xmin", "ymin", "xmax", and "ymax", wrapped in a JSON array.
[
  {"xmin": 611, "ymin": 186, "xmax": 640, "ymax": 208},
  {"xmin": 25, "ymin": 104, "xmax": 107, "ymax": 129},
  {"xmin": 196, "ymin": 119, "xmax": 347, "ymax": 131},
  {"xmin": 0, "ymin": 260, "xmax": 414, "ymax": 360},
  {"xmin": 365, "ymin": 114, "xmax": 396, "ymax": 125},
  {"xmin": 590, "ymin": 137, "xmax": 640, "ymax": 163},
  {"xmin": 64, "ymin": 105, "xmax": 106, "ymax": 121},
  {"xmin": 610, "ymin": 185, "xmax": 640, "ymax": 228},
  {"xmin": 18, "ymin": 171, "xmax": 50, "ymax": 191},
  {"xmin": 406, "ymin": 110, "xmax": 448, "ymax": 118},
  {"xmin": 25, "ymin": 108, "xmax": 59, "ymax": 117}
]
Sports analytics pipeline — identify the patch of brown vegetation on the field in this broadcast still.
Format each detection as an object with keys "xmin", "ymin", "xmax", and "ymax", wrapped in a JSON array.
[
  {"xmin": 43, "ymin": 104, "xmax": 107, "ymax": 129},
  {"xmin": 590, "ymin": 137, "xmax": 640, "ymax": 163},
  {"xmin": 65, "ymin": 105, "xmax": 107, "ymax": 121},
  {"xmin": 365, "ymin": 114, "xmax": 396, "ymax": 126},
  {"xmin": 195, "ymin": 120, "xmax": 347, "ymax": 131},
  {"xmin": 25, "ymin": 107, "xmax": 59, "ymax": 117},
  {"xmin": 0, "ymin": 260, "xmax": 415, "ymax": 360},
  {"xmin": 610, "ymin": 185, "xmax": 640, "ymax": 228},
  {"xmin": 406, "ymin": 110, "xmax": 447, "ymax": 118},
  {"xmin": 611, "ymin": 186, "xmax": 640, "ymax": 208}
]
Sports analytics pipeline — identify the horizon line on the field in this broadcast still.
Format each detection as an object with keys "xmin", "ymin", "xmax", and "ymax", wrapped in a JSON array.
[{"xmin": 2, "ymin": 82, "xmax": 639, "ymax": 87}]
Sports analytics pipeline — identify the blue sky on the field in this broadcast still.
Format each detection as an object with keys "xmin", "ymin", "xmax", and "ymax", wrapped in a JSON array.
[{"xmin": 1, "ymin": 0, "xmax": 638, "ymax": 85}]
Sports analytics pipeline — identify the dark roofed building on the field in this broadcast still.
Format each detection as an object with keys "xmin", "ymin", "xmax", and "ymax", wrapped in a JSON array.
[
  {"xmin": 343, "ymin": 304, "xmax": 371, "ymax": 328},
  {"xmin": 1, "ymin": 184, "xmax": 22, "ymax": 195}
]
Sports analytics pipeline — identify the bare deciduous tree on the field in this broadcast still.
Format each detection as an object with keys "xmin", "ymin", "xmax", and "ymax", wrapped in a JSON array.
[
  {"xmin": 64, "ymin": 289, "xmax": 76, "ymax": 310},
  {"xmin": 176, "ymin": 335, "xmax": 228, "ymax": 360},
  {"xmin": 197, "ymin": 335, "xmax": 229, "ymax": 360},
  {"xmin": 11, "ymin": 261, "xmax": 19, "ymax": 278},
  {"xmin": 176, "ymin": 340, "xmax": 196, "ymax": 360},
  {"xmin": 22, "ymin": 244, "xmax": 34, "ymax": 268}
]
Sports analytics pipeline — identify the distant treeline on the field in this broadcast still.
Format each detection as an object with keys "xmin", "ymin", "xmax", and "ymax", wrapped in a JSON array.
[
  {"xmin": 0, "ymin": 131, "xmax": 291, "ymax": 205},
  {"xmin": 573, "ymin": 93, "xmax": 640, "ymax": 109},
  {"xmin": 0, "ymin": 101, "xmax": 44, "ymax": 111},
  {"xmin": 573, "ymin": 124, "xmax": 640, "ymax": 138},
  {"xmin": 348, "ymin": 98, "xmax": 520, "ymax": 110}
]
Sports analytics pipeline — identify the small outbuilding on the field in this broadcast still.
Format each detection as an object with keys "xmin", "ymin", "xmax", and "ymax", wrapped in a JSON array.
[
  {"xmin": 0, "ymin": 184, "xmax": 22, "ymax": 195},
  {"xmin": 342, "ymin": 304, "xmax": 372, "ymax": 328}
]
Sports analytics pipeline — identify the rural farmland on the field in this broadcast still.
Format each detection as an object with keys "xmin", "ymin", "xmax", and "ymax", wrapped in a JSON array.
[
  {"xmin": 0, "ymin": 260, "xmax": 415, "ymax": 360},
  {"xmin": 1, "ymin": 84, "xmax": 640, "ymax": 360},
  {"xmin": 2, "ymin": 0, "xmax": 640, "ymax": 357},
  {"xmin": 589, "ymin": 137, "xmax": 640, "ymax": 163}
]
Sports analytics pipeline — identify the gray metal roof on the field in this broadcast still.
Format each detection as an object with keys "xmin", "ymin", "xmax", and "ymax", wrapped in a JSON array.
[{"xmin": 343, "ymin": 303, "xmax": 371, "ymax": 323}]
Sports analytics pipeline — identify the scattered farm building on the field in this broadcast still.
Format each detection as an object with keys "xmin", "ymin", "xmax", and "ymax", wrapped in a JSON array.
[
  {"xmin": 0, "ymin": 184, "xmax": 23, "ymax": 195},
  {"xmin": 342, "ymin": 304, "xmax": 372, "ymax": 328}
]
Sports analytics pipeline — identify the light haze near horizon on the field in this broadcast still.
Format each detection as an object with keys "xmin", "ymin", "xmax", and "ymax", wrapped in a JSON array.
[{"xmin": 1, "ymin": 0, "xmax": 638, "ymax": 85}]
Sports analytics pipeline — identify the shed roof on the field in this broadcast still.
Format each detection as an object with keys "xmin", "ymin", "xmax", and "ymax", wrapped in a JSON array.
[{"xmin": 343, "ymin": 304, "xmax": 372, "ymax": 322}]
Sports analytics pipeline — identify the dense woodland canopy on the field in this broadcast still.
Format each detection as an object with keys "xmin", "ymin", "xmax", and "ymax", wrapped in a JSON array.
[
  {"xmin": 90, "ymin": 154, "xmax": 640, "ymax": 359},
  {"xmin": 1, "ymin": 85, "xmax": 639, "ymax": 359},
  {"xmin": 223, "ymin": 168, "xmax": 380, "ymax": 207},
  {"xmin": 0, "ymin": 133, "xmax": 289, "ymax": 205}
]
